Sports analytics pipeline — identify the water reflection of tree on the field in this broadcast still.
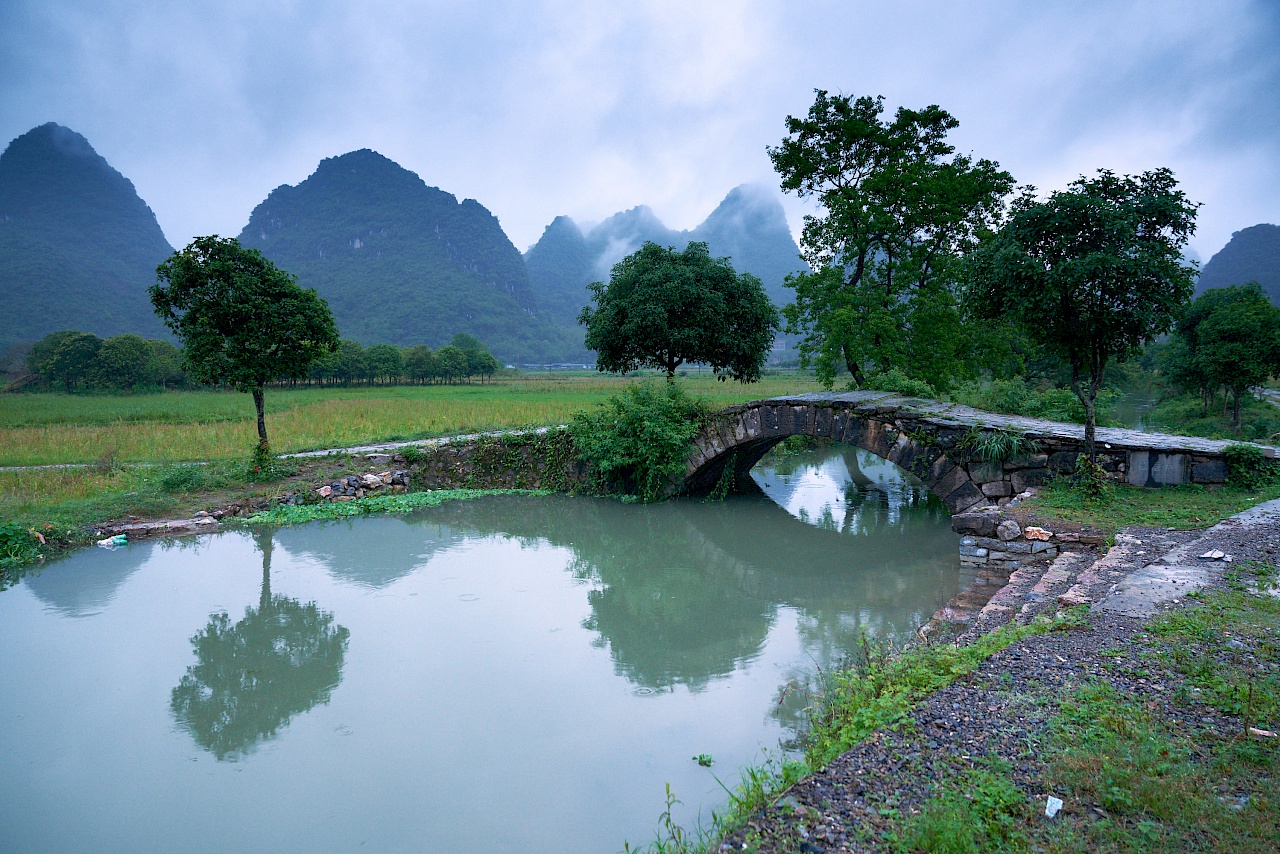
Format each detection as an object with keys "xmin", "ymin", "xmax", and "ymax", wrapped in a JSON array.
[
  {"xmin": 171, "ymin": 528, "xmax": 349, "ymax": 761},
  {"xmin": 412, "ymin": 473, "xmax": 957, "ymax": 694},
  {"xmin": 569, "ymin": 511, "xmax": 774, "ymax": 692}
]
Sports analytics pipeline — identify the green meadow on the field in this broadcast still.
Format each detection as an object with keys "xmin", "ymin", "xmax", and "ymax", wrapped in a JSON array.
[{"xmin": 0, "ymin": 373, "xmax": 824, "ymax": 467}]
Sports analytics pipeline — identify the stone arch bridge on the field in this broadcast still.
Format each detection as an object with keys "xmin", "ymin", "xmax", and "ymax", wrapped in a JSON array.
[{"xmin": 681, "ymin": 391, "xmax": 1274, "ymax": 513}]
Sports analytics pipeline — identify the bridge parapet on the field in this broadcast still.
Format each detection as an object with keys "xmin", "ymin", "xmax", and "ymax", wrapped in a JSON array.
[{"xmin": 682, "ymin": 391, "xmax": 1275, "ymax": 514}]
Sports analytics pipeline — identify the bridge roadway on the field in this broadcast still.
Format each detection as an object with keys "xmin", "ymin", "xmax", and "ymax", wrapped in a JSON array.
[{"xmin": 681, "ymin": 391, "xmax": 1277, "ymax": 514}]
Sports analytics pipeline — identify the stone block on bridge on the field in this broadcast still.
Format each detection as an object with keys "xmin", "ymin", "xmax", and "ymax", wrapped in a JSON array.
[
  {"xmin": 1127, "ymin": 451, "xmax": 1190, "ymax": 487},
  {"xmin": 1191, "ymin": 459, "xmax": 1227, "ymax": 484}
]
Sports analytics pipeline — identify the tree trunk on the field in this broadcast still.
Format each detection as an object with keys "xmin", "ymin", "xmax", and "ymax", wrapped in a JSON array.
[
  {"xmin": 1232, "ymin": 389, "xmax": 1242, "ymax": 428},
  {"xmin": 842, "ymin": 345, "xmax": 865, "ymax": 388},
  {"xmin": 1069, "ymin": 364, "xmax": 1099, "ymax": 464},
  {"xmin": 252, "ymin": 386, "xmax": 269, "ymax": 456}
]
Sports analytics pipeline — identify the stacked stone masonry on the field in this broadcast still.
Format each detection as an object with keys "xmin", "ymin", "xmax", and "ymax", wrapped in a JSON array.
[{"xmin": 682, "ymin": 391, "xmax": 1272, "ymax": 512}]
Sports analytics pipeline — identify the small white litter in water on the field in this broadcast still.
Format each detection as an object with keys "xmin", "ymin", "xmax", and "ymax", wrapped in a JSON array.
[{"xmin": 1045, "ymin": 796, "xmax": 1064, "ymax": 818}]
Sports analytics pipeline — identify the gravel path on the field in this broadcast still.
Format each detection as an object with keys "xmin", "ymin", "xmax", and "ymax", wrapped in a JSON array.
[{"xmin": 719, "ymin": 500, "xmax": 1280, "ymax": 853}]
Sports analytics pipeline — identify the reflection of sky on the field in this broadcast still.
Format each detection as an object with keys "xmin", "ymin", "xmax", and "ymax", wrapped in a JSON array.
[{"xmin": 752, "ymin": 447, "xmax": 929, "ymax": 533}]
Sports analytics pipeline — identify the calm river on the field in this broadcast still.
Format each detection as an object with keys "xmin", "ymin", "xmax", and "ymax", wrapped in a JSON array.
[{"xmin": 0, "ymin": 445, "xmax": 960, "ymax": 853}]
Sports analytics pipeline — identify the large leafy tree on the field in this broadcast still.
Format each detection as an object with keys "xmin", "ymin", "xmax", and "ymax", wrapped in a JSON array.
[
  {"xmin": 1168, "ymin": 284, "xmax": 1280, "ymax": 426},
  {"xmin": 580, "ymin": 241, "xmax": 779, "ymax": 381},
  {"xmin": 770, "ymin": 91, "xmax": 1014, "ymax": 389},
  {"xmin": 967, "ymin": 169, "xmax": 1199, "ymax": 461},
  {"xmin": 150, "ymin": 236, "xmax": 339, "ymax": 456}
]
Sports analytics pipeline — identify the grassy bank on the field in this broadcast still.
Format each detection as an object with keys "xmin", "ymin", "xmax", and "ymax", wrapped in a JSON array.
[
  {"xmin": 1021, "ymin": 479, "xmax": 1280, "ymax": 536},
  {"xmin": 879, "ymin": 565, "xmax": 1280, "ymax": 853},
  {"xmin": 0, "ymin": 373, "xmax": 823, "ymax": 466}
]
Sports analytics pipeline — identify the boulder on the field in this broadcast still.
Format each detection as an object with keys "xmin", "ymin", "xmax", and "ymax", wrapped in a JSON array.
[
  {"xmin": 950, "ymin": 512, "xmax": 997, "ymax": 538},
  {"xmin": 996, "ymin": 519, "xmax": 1022, "ymax": 541}
]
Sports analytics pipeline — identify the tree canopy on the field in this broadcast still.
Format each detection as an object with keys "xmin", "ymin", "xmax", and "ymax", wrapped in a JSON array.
[
  {"xmin": 580, "ymin": 241, "xmax": 779, "ymax": 381},
  {"xmin": 150, "ymin": 235, "xmax": 339, "ymax": 455},
  {"xmin": 966, "ymin": 168, "xmax": 1199, "ymax": 460},
  {"xmin": 770, "ymin": 91, "xmax": 1015, "ymax": 389}
]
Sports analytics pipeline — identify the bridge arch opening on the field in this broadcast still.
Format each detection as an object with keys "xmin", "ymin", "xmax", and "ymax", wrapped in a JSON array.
[{"xmin": 681, "ymin": 400, "xmax": 991, "ymax": 514}]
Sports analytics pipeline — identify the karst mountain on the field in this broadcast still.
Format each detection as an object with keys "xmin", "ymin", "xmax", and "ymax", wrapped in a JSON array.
[
  {"xmin": 0, "ymin": 123, "xmax": 173, "ymax": 350},
  {"xmin": 1196, "ymin": 223, "xmax": 1280, "ymax": 304},
  {"xmin": 237, "ymin": 149, "xmax": 575, "ymax": 362}
]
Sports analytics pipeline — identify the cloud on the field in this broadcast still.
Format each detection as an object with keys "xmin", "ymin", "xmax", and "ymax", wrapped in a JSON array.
[{"xmin": 1, "ymin": 0, "xmax": 1275, "ymax": 259}]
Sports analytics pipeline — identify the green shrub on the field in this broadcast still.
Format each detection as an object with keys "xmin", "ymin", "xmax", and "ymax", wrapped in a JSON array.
[
  {"xmin": 570, "ymin": 379, "xmax": 708, "ymax": 503},
  {"xmin": 972, "ymin": 429, "xmax": 1039, "ymax": 463},
  {"xmin": 863, "ymin": 368, "xmax": 937, "ymax": 399},
  {"xmin": 157, "ymin": 464, "xmax": 210, "ymax": 494},
  {"xmin": 1223, "ymin": 444, "xmax": 1280, "ymax": 489},
  {"xmin": 951, "ymin": 377, "xmax": 1119, "ymax": 425},
  {"xmin": 399, "ymin": 444, "xmax": 427, "ymax": 464},
  {"xmin": 0, "ymin": 520, "xmax": 40, "ymax": 564}
]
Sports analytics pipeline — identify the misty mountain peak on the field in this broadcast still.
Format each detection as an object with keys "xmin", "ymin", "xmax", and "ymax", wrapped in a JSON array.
[
  {"xmin": 523, "ymin": 184, "xmax": 806, "ymax": 328},
  {"xmin": 1197, "ymin": 223, "xmax": 1280, "ymax": 304},
  {"xmin": 0, "ymin": 123, "xmax": 173, "ymax": 347}
]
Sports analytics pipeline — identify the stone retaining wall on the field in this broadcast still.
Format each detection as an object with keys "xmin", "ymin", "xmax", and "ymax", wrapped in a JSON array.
[{"xmin": 951, "ymin": 507, "xmax": 1105, "ymax": 573}]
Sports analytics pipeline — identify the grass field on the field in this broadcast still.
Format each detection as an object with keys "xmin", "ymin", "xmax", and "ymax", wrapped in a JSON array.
[{"xmin": 0, "ymin": 373, "xmax": 825, "ymax": 466}]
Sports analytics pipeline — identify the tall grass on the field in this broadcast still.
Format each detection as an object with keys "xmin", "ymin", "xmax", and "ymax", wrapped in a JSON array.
[{"xmin": 0, "ymin": 374, "xmax": 822, "ymax": 465}]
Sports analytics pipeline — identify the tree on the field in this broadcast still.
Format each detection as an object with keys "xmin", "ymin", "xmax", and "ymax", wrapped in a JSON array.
[
  {"xmin": 580, "ymin": 241, "xmax": 779, "ymax": 381},
  {"xmin": 333, "ymin": 339, "xmax": 366, "ymax": 385},
  {"xmin": 403, "ymin": 344, "xmax": 434, "ymax": 384},
  {"xmin": 148, "ymin": 339, "xmax": 186, "ymax": 388},
  {"xmin": 473, "ymin": 350, "xmax": 501, "ymax": 382},
  {"xmin": 1169, "ymin": 284, "xmax": 1280, "ymax": 426},
  {"xmin": 92, "ymin": 334, "xmax": 153, "ymax": 390},
  {"xmin": 967, "ymin": 169, "xmax": 1199, "ymax": 462},
  {"xmin": 42, "ymin": 331, "xmax": 102, "ymax": 392},
  {"xmin": 770, "ymin": 91, "xmax": 1014, "ymax": 389},
  {"xmin": 434, "ymin": 344, "xmax": 469, "ymax": 383},
  {"xmin": 26, "ymin": 330, "xmax": 80, "ymax": 379},
  {"xmin": 150, "ymin": 236, "xmax": 339, "ymax": 457},
  {"xmin": 363, "ymin": 343, "xmax": 404, "ymax": 385}
]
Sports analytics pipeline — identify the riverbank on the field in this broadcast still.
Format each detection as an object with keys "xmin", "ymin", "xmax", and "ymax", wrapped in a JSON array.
[{"xmin": 712, "ymin": 501, "xmax": 1280, "ymax": 853}]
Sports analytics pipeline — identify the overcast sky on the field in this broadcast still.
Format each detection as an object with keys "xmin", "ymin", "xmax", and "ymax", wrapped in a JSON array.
[{"xmin": 2, "ymin": 1, "xmax": 1276, "ymax": 259}]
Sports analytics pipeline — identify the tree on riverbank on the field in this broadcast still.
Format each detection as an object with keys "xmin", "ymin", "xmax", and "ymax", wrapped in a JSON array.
[
  {"xmin": 580, "ymin": 241, "xmax": 779, "ymax": 381},
  {"xmin": 1165, "ymin": 283, "xmax": 1280, "ymax": 427},
  {"xmin": 770, "ymin": 91, "xmax": 1015, "ymax": 390},
  {"xmin": 150, "ymin": 236, "xmax": 339, "ymax": 459},
  {"xmin": 966, "ymin": 168, "xmax": 1199, "ymax": 463}
]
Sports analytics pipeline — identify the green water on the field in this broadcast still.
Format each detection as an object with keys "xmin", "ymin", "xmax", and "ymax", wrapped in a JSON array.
[{"xmin": 0, "ymin": 446, "xmax": 959, "ymax": 853}]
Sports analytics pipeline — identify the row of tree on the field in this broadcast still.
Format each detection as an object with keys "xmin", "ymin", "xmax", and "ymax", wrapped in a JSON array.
[
  {"xmin": 18, "ymin": 329, "xmax": 504, "ymax": 392},
  {"xmin": 24, "ymin": 330, "xmax": 185, "ymax": 391},
  {"xmin": 306, "ymin": 334, "xmax": 502, "ymax": 385}
]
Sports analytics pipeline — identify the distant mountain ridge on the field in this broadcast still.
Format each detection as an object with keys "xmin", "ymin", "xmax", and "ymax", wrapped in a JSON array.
[
  {"xmin": 0, "ymin": 123, "xmax": 173, "ymax": 349},
  {"xmin": 237, "ymin": 149, "xmax": 575, "ymax": 362},
  {"xmin": 524, "ymin": 184, "xmax": 808, "ymax": 330},
  {"xmin": 1197, "ymin": 223, "xmax": 1280, "ymax": 305}
]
